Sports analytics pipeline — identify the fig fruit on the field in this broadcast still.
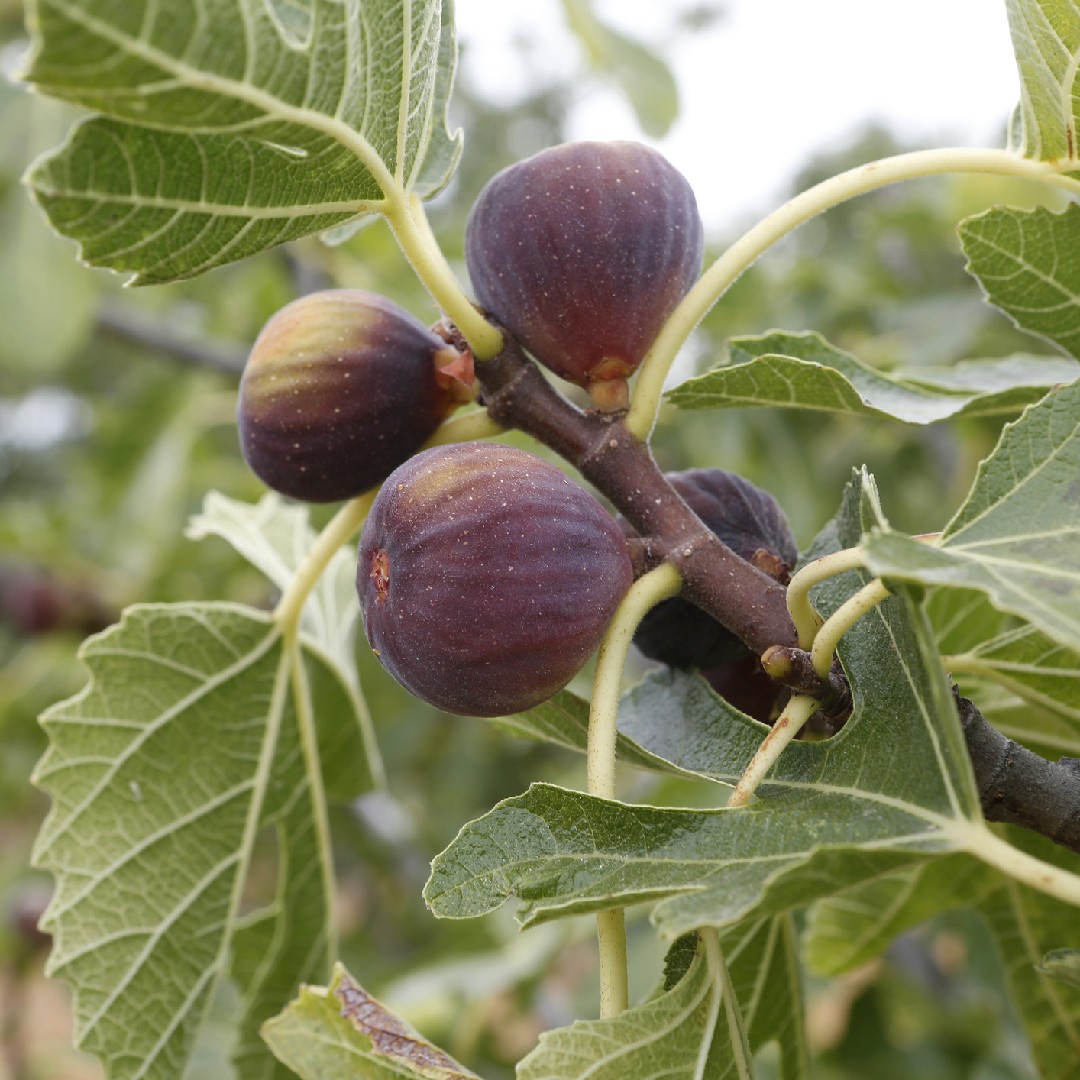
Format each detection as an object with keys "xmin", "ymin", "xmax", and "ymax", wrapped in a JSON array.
[
  {"xmin": 238, "ymin": 290, "xmax": 470, "ymax": 502},
  {"xmin": 628, "ymin": 469, "xmax": 797, "ymax": 670},
  {"xmin": 465, "ymin": 141, "xmax": 704, "ymax": 408},
  {"xmin": 357, "ymin": 442, "xmax": 633, "ymax": 716}
]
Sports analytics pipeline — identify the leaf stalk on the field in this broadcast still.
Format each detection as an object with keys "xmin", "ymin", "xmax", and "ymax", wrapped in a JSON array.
[
  {"xmin": 626, "ymin": 147, "xmax": 1080, "ymax": 440},
  {"xmin": 273, "ymin": 494, "xmax": 374, "ymax": 631},
  {"xmin": 385, "ymin": 195, "xmax": 504, "ymax": 357},
  {"xmin": 588, "ymin": 563, "xmax": 682, "ymax": 1018},
  {"xmin": 786, "ymin": 547, "xmax": 868, "ymax": 649},
  {"xmin": 727, "ymin": 695, "xmax": 821, "ymax": 808},
  {"xmin": 812, "ymin": 578, "xmax": 892, "ymax": 677}
]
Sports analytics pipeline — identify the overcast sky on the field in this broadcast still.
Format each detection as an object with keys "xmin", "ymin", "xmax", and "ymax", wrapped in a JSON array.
[{"xmin": 457, "ymin": 1, "xmax": 1020, "ymax": 231}]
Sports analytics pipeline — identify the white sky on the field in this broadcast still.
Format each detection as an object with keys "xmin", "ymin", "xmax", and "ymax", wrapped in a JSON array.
[{"xmin": 457, "ymin": 1, "xmax": 1020, "ymax": 232}]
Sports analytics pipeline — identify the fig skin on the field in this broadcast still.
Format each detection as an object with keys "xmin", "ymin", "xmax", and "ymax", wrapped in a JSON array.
[
  {"xmin": 628, "ymin": 469, "xmax": 798, "ymax": 670},
  {"xmin": 357, "ymin": 442, "xmax": 633, "ymax": 717},
  {"xmin": 465, "ymin": 141, "xmax": 704, "ymax": 400},
  {"xmin": 238, "ymin": 290, "xmax": 465, "ymax": 503}
]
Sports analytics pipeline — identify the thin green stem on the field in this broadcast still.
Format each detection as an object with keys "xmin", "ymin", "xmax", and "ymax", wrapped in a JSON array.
[
  {"xmin": 588, "ymin": 563, "xmax": 681, "ymax": 1019},
  {"xmin": 786, "ymin": 547, "xmax": 868, "ymax": 649},
  {"xmin": 625, "ymin": 147, "xmax": 1080, "ymax": 440},
  {"xmin": 596, "ymin": 909, "xmax": 629, "ymax": 1019},
  {"xmin": 701, "ymin": 929, "xmax": 754, "ymax": 1078},
  {"xmin": 350, "ymin": 677, "xmax": 387, "ymax": 793},
  {"xmin": 951, "ymin": 819, "xmax": 1080, "ymax": 907},
  {"xmin": 727, "ymin": 695, "xmax": 821, "ymax": 808},
  {"xmin": 286, "ymin": 631, "xmax": 339, "ymax": 963},
  {"xmin": 384, "ymin": 194, "xmax": 504, "ymax": 358},
  {"xmin": 423, "ymin": 408, "xmax": 505, "ymax": 448},
  {"xmin": 812, "ymin": 578, "xmax": 892, "ymax": 677},
  {"xmin": 274, "ymin": 493, "xmax": 375, "ymax": 631},
  {"xmin": 942, "ymin": 653, "xmax": 1080, "ymax": 728},
  {"xmin": 588, "ymin": 564, "xmax": 683, "ymax": 799}
]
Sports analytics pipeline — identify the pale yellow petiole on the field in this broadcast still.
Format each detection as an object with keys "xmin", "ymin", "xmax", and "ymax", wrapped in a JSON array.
[
  {"xmin": 811, "ymin": 578, "xmax": 892, "ymax": 678},
  {"xmin": 422, "ymin": 409, "xmax": 505, "ymax": 447},
  {"xmin": 383, "ymin": 194, "xmax": 504, "ymax": 359},
  {"xmin": 625, "ymin": 147, "xmax": 1080, "ymax": 441},
  {"xmin": 785, "ymin": 547, "xmax": 869, "ymax": 650},
  {"xmin": 727, "ymin": 695, "xmax": 821, "ymax": 809},
  {"xmin": 588, "ymin": 562, "xmax": 683, "ymax": 1018},
  {"xmin": 273, "ymin": 493, "xmax": 375, "ymax": 631}
]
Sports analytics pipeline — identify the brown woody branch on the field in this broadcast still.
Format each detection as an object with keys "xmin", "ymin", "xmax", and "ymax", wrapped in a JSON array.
[
  {"xmin": 474, "ymin": 338, "xmax": 849, "ymax": 711},
  {"xmin": 957, "ymin": 694, "xmax": 1080, "ymax": 854},
  {"xmin": 472, "ymin": 333, "xmax": 1080, "ymax": 856}
]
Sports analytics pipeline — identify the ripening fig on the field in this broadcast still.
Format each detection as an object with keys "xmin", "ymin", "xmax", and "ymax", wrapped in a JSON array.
[
  {"xmin": 357, "ymin": 442, "xmax": 633, "ymax": 716},
  {"xmin": 627, "ymin": 469, "xmax": 797, "ymax": 670},
  {"xmin": 465, "ymin": 141, "xmax": 704, "ymax": 410},
  {"xmin": 238, "ymin": 290, "xmax": 472, "ymax": 503}
]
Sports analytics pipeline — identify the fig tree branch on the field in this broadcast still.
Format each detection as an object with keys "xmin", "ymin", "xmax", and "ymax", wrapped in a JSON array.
[
  {"xmin": 472, "ymin": 334, "xmax": 848, "ymax": 711},
  {"xmin": 471, "ymin": 331, "xmax": 1080, "ymax": 858},
  {"xmin": 97, "ymin": 301, "xmax": 247, "ymax": 377},
  {"xmin": 957, "ymin": 693, "xmax": 1080, "ymax": 856}
]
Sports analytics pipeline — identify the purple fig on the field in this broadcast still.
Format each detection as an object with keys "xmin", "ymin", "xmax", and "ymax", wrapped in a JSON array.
[
  {"xmin": 628, "ymin": 469, "xmax": 797, "ymax": 670},
  {"xmin": 238, "ymin": 290, "xmax": 471, "ymax": 502},
  {"xmin": 357, "ymin": 442, "xmax": 633, "ymax": 716},
  {"xmin": 465, "ymin": 141, "xmax": 704, "ymax": 409}
]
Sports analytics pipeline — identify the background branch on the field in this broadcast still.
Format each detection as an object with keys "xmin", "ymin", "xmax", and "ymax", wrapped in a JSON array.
[{"xmin": 97, "ymin": 301, "xmax": 246, "ymax": 377}]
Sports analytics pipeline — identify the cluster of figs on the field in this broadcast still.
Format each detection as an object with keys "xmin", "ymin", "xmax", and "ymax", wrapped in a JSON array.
[{"xmin": 238, "ymin": 141, "xmax": 797, "ymax": 718}]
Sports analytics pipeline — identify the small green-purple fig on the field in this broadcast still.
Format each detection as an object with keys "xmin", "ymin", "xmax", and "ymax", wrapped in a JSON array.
[
  {"xmin": 357, "ymin": 442, "xmax": 633, "ymax": 716},
  {"xmin": 238, "ymin": 290, "xmax": 471, "ymax": 502},
  {"xmin": 627, "ymin": 469, "xmax": 797, "ymax": 670},
  {"xmin": 465, "ymin": 141, "xmax": 704, "ymax": 409}
]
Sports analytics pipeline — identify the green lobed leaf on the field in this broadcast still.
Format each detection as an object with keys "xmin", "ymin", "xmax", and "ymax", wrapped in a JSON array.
[
  {"xmin": 927, "ymin": 588, "xmax": 1080, "ymax": 759},
  {"xmin": 723, "ymin": 917, "xmax": 809, "ymax": 1079},
  {"xmin": 186, "ymin": 492, "xmax": 360, "ymax": 676},
  {"xmin": 185, "ymin": 491, "xmax": 382, "ymax": 796},
  {"xmin": 976, "ymin": 829, "xmax": 1080, "ymax": 1077},
  {"xmin": 665, "ymin": 331, "xmax": 1077, "ymax": 422},
  {"xmin": 488, "ymin": 686, "xmax": 729, "ymax": 783},
  {"xmin": 560, "ymin": 0, "xmax": 679, "ymax": 137},
  {"xmin": 862, "ymin": 380, "xmax": 1080, "ymax": 654},
  {"xmin": 424, "ymin": 471, "xmax": 985, "ymax": 939},
  {"xmin": 261, "ymin": 963, "xmax": 479, "ymax": 1079},
  {"xmin": 947, "ymin": 624, "xmax": 1080, "ymax": 737},
  {"xmin": 1038, "ymin": 948, "xmax": 1080, "ymax": 990},
  {"xmin": 959, "ymin": 205, "xmax": 1080, "ymax": 359},
  {"xmin": 516, "ymin": 931, "xmax": 752, "ymax": 1080},
  {"xmin": 802, "ymin": 856, "xmax": 997, "ymax": 976},
  {"xmin": 32, "ymin": 602, "xmax": 369, "ymax": 1079},
  {"xmin": 21, "ymin": 0, "xmax": 462, "ymax": 283},
  {"xmin": 1004, "ymin": 0, "xmax": 1080, "ymax": 162}
]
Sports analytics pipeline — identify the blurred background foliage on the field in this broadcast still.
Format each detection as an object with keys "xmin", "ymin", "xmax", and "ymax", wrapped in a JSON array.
[{"xmin": 0, "ymin": 2, "xmax": 1062, "ymax": 1077}]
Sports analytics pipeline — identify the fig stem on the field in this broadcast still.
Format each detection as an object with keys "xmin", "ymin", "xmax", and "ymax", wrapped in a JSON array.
[
  {"xmin": 588, "ymin": 562, "xmax": 681, "ymax": 1019},
  {"xmin": 588, "ymin": 563, "xmax": 683, "ymax": 801},
  {"xmin": 786, "ymin": 547, "xmax": 868, "ymax": 649},
  {"xmin": 727, "ymin": 695, "xmax": 821, "ymax": 809},
  {"xmin": 812, "ymin": 578, "xmax": 893, "ymax": 678},
  {"xmin": 276, "ymin": 492, "xmax": 388, "ymax": 791},
  {"xmin": 421, "ymin": 408, "xmax": 505, "ymax": 448},
  {"xmin": 596, "ymin": 909, "xmax": 629, "ymax": 1020},
  {"xmin": 274, "ymin": 492, "xmax": 376, "ymax": 631},
  {"xmin": 625, "ymin": 147, "xmax": 1080, "ymax": 441},
  {"xmin": 385, "ymin": 195, "xmax": 504, "ymax": 358}
]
